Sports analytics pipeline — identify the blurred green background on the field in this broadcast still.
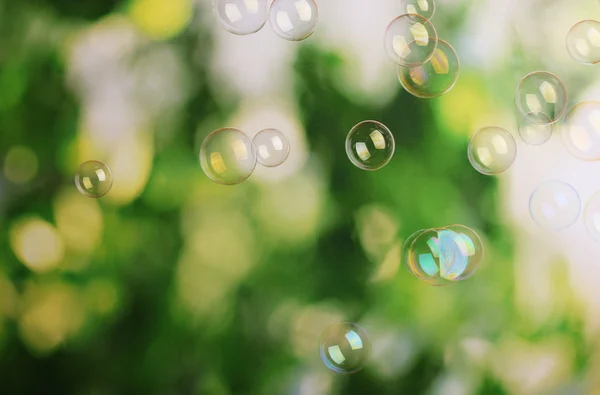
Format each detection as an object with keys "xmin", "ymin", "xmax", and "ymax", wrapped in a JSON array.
[{"xmin": 2, "ymin": 0, "xmax": 600, "ymax": 394}]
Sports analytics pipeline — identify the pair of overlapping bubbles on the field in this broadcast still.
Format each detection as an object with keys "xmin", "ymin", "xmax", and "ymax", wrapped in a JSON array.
[
  {"xmin": 200, "ymin": 127, "xmax": 290, "ymax": 185},
  {"xmin": 403, "ymin": 225, "xmax": 484, "ymax": 286},
  {"xmin": 383, "ymin": 0, "xmax": 459, "ymax": 99},
  {"xmin": 213, "ymin": 0, "xmax": 318, "ymax": 41}
]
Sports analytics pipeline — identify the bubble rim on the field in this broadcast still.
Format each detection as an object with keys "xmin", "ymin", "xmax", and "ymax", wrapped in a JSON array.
[
  {"xmin": 565, "ymin": 20, "xmax": 600, "ymax": 65},
  {"xmin": 253, "ymin": 128, "xmax": 291, "ymax": 167},
  {"xmin": 467, "ymin": 126, "xmax": 517, "ymax": 176},
  {"xmin": 384, "ymin": 13, "xmax": 439, "ymax": 67},
  {"xmin": 74, "ymin": 160, "xmax": 113, "ymax": 199},
  {"xmin": 396, "ymin": 38, "xmax": 460, "ymax": 99},
  {"xmin": 268, "ymin": 0, "xmax": 319, "ymax": 42},
  {"xmin": 199, "ymin": 127, "xmax": 258, "ymax": 186},
  {"xmin": 528, "ymin": 180, "xmax": 581, "ymax": 231},
  {"xmin": 514, "ymin": 71, "xmax": 568, "ymax": 125},
  {"xmin": 212, "ymin": 0, "xmax": 269, "ymax": 36},
  {"xmin": 345, "ymin": 120, "xmax": 396, "ymax": 171},
  {"xmin": 318, "ymin": 321, "xmax": 371, "ymax": 375}
]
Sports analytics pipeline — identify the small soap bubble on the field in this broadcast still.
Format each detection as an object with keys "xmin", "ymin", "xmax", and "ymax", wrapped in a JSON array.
[
  {"xmin": 384, "ymin": 14, "xmax": 438, "ymax": 67},
  {"xmin": 566, "ymin": 20, "xmax": 600, "ymax": 65},
  {"xmin": 529, "ymin": 180, "xmax": 581, "ymax": 230},
  {"xmin": 253, "ymin": 128, "xmax": 290, "ymax": 167},
  {"xmin": 74, "ymin": 160, "xmax": 113, "ymax": 198},
  {"xmin": 467, "ymin": 127, "xmax": 517, "ymax": 175},
  {"xmin": 401, "ymin": 0, "xmax": 435, "ymax": 21},
  {"xmin": 213, "ymin": 0, "xmax": 268, "ymax": 35},
  {"xmin": 397, "ymin": 38, "xmax": 459, "ymax": 99},
  {"xmin": 319, "ymin": 322, "xmax": 371, "ymax": 374},
  {"xmin": 199, "ymin": 128, "xmax": 257, "ymax": 185},
  {"xmin": 269, "ymin": 0, "xmax": 318, "ymax": 41},
  {"xmin": 515, "ymin": 71, "xmax": 568, "ymax": 124},
  {"xmin": 561, "ymin": 101, "xmax": 600, "ymax": 161},
  {"xmin": 518, "ymin": 112, "xmax": 553, "ymax": 146},
  {"xmin": 345, "ymin": 121, "xmax": 395, "ymax": 171},
  {"xmin": 404, "ymin": 227, "xmax": 482, "ymax": 286},
  {"xmin": 584, "ymin": 191, "xmax": 600, "ymax": 243}
]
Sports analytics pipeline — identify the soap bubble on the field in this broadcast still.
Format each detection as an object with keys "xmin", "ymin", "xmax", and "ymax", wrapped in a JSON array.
[
  {"xmin": 74, "ymin": 160, "xmax": 113, "ymax": 198},
  {"xmin": 199, "ymin": 128, "xmax": 257, "ymax": 185},
  {"xmin": 345, "ymin": 121, "xmax": 395, "ymax": 171},
  {"xmin": 384, "ymin": 14, "xmax": 438, "ymax": 67},
  {"xmin": 467, "ymin": 127, "xmax": 517, "ymax": 175},
  {"xmin": 515, "ymin": 71, "xmax": 568, "ymax": 124},
  {"xmin": 269, "ymin": 0, "xmax": 318, "ymax": 41},
  {"xmin": 319, "ymin": 322, "xmax": 371, "ymax": 374},
  {"xmin": 397, "ymin": 38, "xmax": 459, "ymax": 98},
  {"xmin": 584, "ymin": 190, "xmax": 600, "ymax": 243},
  {"xmin": 518, "ymin": 112, "xmax": 553, "ymax": 146},
  {"xmin": 401, "ymin": 0, "xmax": 435, "ymax": 21},
  {"xmin": 566, "ymin": 20, "xmax": 600, "ymax": 64},
  {"xmin": 253, "ymin": 128, "xmax": 290, "ymax": 167},
  {"xmin": 561, "ymin": 101, "xmax": 600, "ymax": 161},
  {"xmin": 404, "ymin": 227, "xmax": 483, "ymax": 286},
  {"xmin": 529, "ymin": 180, "xmax": 581, "ymax": 230},
  {"xmin": 213, "ymin": 0, "xmax": 268, "ymax": 35},
  {"xmin": 402, "ymin": 229, "xmax": 426, "ymax": 268}
]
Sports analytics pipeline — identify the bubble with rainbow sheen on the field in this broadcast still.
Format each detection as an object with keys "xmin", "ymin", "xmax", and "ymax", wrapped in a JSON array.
[
  {"xmin": 345, "ymin": 121, "xmax": 395, "ymax": 171},
  {"xmin": 75, "ymin": 160, "xmax": 113, "ymax": 198},
  {"xmin": 401, "ymin": 0, "xmax": 435, "ymax": 20},
  {"xmin": 384, "ymin": 14, "xmax": 438, "ymax": 67},
  {"xmin": 561, "ymin": 101, "xmax": 600, "ymax": 161},
  {"xmin": 397, "ymin": 38, "xmax": 459, "ymax": 99},
  {"xmin": 467, "ymin": 127, "xmax": 517, "ymax": 175},
  {"xmin": 529, "ymin": 180, "xmax": 581, "ymax": 230},
  {"xmin": 404, "ymin": 226, "xmax": 483, "ymax": 286},
  {"xmin": 213, "ymin": 0, "xmax": 268, "ymax": 35},
  {"xmin": 269, "ymin": 0, "xmax": 319, "ymax": 41},
  {"xmin": 319, "ymin": 322, "xmax": 371, "ymax": 374},
  {"xmin": 200, "ymin": 128, "xmax": 257, "ymax": 185},
  {"xmin": 515, "ymin": 71, "xmax": 568, "ymax": 124},
  {"xmin": 566, "ymin": 20, "xmax": 600, "ymax": 65}
]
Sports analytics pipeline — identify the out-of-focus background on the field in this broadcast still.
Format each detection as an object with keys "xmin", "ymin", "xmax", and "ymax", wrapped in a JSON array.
[{"xmin": 2, "ymin": 0, "xmax": 600, "ymax": 393}]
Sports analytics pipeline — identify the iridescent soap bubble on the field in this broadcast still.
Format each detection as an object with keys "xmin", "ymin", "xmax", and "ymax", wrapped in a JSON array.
[
  {"xmin": 561, "ymin": 101, "xmax": 600, "ymax": 161},
  {"xmin": 397, "ymin": 38, "xmax": 459, "ymax": 99},
  {"xmin": 253, "ymin": 128, "xmax": 290, "ymax": 167},
  {"xmin": 74, "ymin": 160, "xmax": 113, "ymax": 198},
  {"xmin": 400, "ymin": 0, "xmax": 435, "ymax": 20},
  {"xmin": 319, "ymin": 322, "xmax": 371, "ymax": 374},
  {"xmin": 384, "ymin": 14, "xmax": 438, "ymax": 67},
  {"xmin": 213, "ymin": 0, "xmax": 269, "ymax": 35},
  {"xmin": 467, "ymin": 127, "xmax": 517, "ymax": 175},
  {"xmin": 566, "ymin": 20, "xmax": 600, "ymax": 64},
  {"xmin": 584, "ymin": 190, "xmax": 600, "ymax": 243},
  {"xmin": 345, "ymin": 121, "xmax": 395, "ymax": 171},
  {"xmin": 199, "ymin": 128, "xmax": 257, "ymax": 185},
  {"xmin": 405, "ymin": 227, "xmax": 483, "ymax": 286},
  {"xmin": 515, "ymin": 71, "xmax": 568, "ymax": 124},
  {"xmin": 529, "ymin": 180, "xmax": 581, "ymax": 230},
  {"xmin": 269, "ymin": 0, "xmax": 318, "ymax": 41},
  {"xmin": 518, "ymin": 112, "xmax": 553, "ymax": 146}
]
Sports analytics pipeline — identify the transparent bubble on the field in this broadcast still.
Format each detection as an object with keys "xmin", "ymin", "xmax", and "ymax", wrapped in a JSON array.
[
  {"xmin": 384, "ymin": 14, "xmax": 438, "ymax": 67},
  {"xmin": 345, "ymin": 121, "xmax": 395, "ymax": 171},
  {"xmin": 199, "ymin": 128, "xmax": 257, "ymax": 185},
  {"xmin": 566, "ymin": 20, "xmax": 600, "ymax": 65},
  {"xmin": 397, "ymin": 38, "xmax": 459, "ymax": 99},
  {"xmin": 319, "ymin": 322, "xmax": 371, "ymax": 374},
  {"xmin": 515, "ymin": 71, "xmax": 568, "ymax": 124},
  {"xmin": 402, "ymin": 229, "xmax": 426, "ymax": 269},
  {"xmin": 74, "ymin": 160, "xmax": 113, "ymax": 198},
  {"xmin": 467, "ymin": 127, "xmax": 517, "ymax": 175},
  {"xmin": 404, "ymin": 227, "xmax": 483, "ymax": 286},
  {"xmin": 213, "ymin": 0, "xmax": 269, "ymax": 35},
  {"xmin": 584, "ymin": 190, "xmax": 600, "ymax": 243},
  {"xmin": 518, "ymin": 112, "xmax": 553, "ymax": 146},
  {"xmin": 400, "ymin": 0, "xmax": 435, "ymax": 21},
  {"xmin": 253, "ymin": 128, "xmax": 290, "ymax": 167},
  {"xmin": 269, "ymin": 0, "xmax": 318, "ymax": 41},
  {"xmin": 561, "ymin": 101, "xmax": 600, "ymax": 161},
  {"xmin": 529, "ymin": 181, "xmax": 581, "ymax": 230}
]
